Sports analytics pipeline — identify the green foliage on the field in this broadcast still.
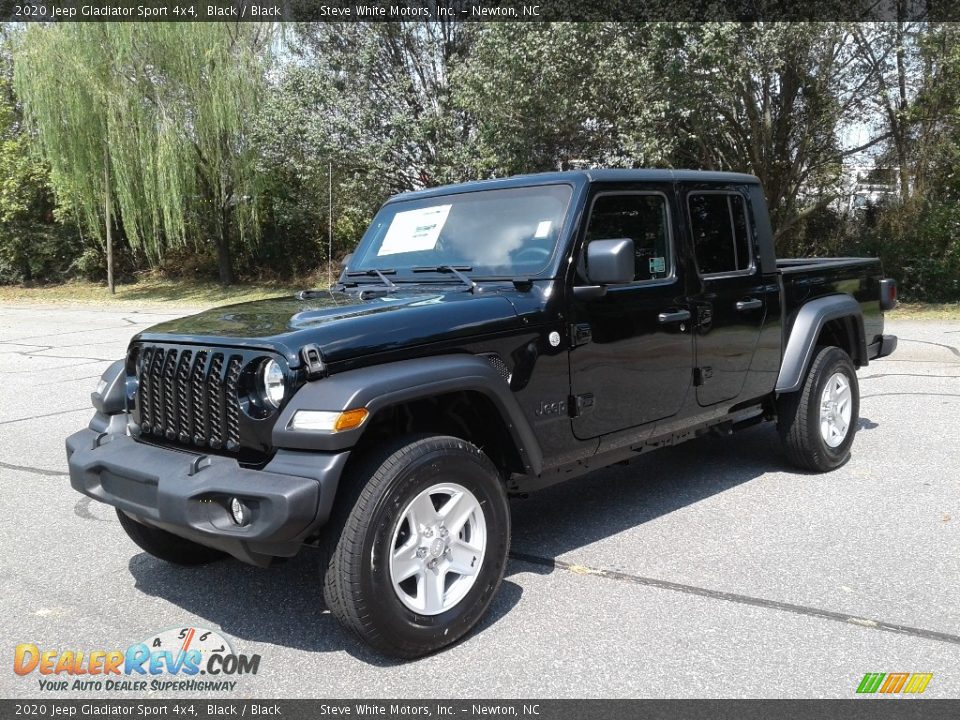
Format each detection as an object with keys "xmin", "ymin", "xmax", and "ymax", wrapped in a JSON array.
[
  {"xmin": 13, "ymin": 26, "xmax": 111, "ymax": 253},
  {"xmin": 843, "ymin": 21, "xmax": 960, "ymax": 301},
  {"xmin": 1, "ymin": 21, "xmax": 960, "ymax": 301},
  {"xmin": 0, "ymin": 130, "xmax": 48, "ymax": 224},
  {"xmin": 286, "ymin": 22, "xmax": 476, "ymax": 191},
  {"xmin": 853, "ymin": 200, "xmax": 960, "ymax": 303},
  {"xmin": 0, "ymin": 223, "xmax": 81, "ymax": 285},
  {"xmin": 665, "ymin": 24, "xmax": 850, "ymax": 240},
  {"xmin": 0, "ymin": 34, "xmax": 83, "ymax": 284},
  {"xmin": 256, "ymin": 22, "xmax": 481, "ymax": 256},
  {"xmin": 13, "ymin": 23, "xmax": 273, "ymax": 283},
  {"xmin": 455, "ymin": 23, "xmax": 674, "ymax": 175},
  {"xmin": 913, "ymin": 23, "xmax": 960, "ymax": 202},
  {"xmin": 244, "ymin": 166, "xmax": 325, "ymax": 279},
  {"xmin": 455, "ymin": 22, "xmax": 856, "ymax": 252}
]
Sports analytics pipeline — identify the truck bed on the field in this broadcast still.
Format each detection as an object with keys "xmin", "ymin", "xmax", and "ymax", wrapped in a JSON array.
[{"xmin": 776, "ymin": 256, "xmax": 886, "ymax": 363}]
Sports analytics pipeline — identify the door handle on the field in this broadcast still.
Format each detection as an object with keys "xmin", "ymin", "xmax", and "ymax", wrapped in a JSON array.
[
  {"xmin": 658, "ymin": 309, "xmax": 691, "ymax": 324},
  {"xmin": 736, "ymin": 298, "xmax": 763, "ymax": 312}
]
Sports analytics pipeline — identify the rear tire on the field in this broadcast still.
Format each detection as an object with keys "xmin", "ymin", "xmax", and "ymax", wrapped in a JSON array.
[
  {"xmin": 322, "ymin": 435, "xmax": 510, "ymax": 658},
  {"xmin": 778, "ymin": 345, "xmax": 860, "ymax": 472},
  {"xmin": 116, "ymin": 509, "xmax": 226, "ymax": 566}
]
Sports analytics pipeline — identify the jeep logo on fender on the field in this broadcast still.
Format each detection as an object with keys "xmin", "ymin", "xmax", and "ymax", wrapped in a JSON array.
[{"xmin": 534, "ymin": 399, "xmax": 566, "ymax": 417}]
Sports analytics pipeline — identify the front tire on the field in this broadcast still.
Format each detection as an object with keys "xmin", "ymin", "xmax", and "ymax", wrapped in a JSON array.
[
  {"xmin": 778, "ymin": 345, "xmax": 860, "ymax": 472},
  {"xmin": 322, "ymin": 435, "xmax": 510, "ymax": 658},
  {"xmin": 116, "ymin": 509, "xmax": 226, "ymax": 565}
]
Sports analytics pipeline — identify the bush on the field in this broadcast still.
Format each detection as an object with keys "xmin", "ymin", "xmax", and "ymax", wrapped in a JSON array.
[
  {"xmin": 0, "ymin": 221, "xmax": 85, "ymax": 284},
  {"xmin": 154, "ymin": 243, "xmax": 220, "ymax": 281},
  {"xmin": 69, "ymin": 235, "xmax": 141, "ymax": 284},
  {"xmin": 852, "ymin": 200, "xmax": 960, "ymax": 303},
  {"xmin": 238, "ymin": 168, "xmax": 376, "ymax": 280}
]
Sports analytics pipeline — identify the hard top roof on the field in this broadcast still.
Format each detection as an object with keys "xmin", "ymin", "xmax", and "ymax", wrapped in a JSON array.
[{"xmin": 387, "ymin": 168, "xmax": 761, "ymax": 203}]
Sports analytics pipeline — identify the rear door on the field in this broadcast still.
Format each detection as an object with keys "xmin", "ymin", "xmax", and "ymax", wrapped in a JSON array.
[
  {"xmin": 568, "ymin": 186, "xmax": 694, "ymax": 439},
  {"xmin": 684, "ymin": 188, "xmax": 768, "ymax": 406}
]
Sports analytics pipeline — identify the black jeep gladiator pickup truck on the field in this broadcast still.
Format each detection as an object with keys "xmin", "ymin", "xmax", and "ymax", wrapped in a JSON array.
[{"xmin": 67, "ymin": 169, "xmax": 898, "ymax": 657}]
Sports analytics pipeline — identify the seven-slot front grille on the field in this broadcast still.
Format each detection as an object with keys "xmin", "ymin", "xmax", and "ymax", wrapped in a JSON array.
[{"xmin": 137, "ymin": 345, "xmax": 244, "ymax": 452}]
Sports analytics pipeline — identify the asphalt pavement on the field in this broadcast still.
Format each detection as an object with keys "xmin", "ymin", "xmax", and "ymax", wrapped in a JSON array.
[{"xmin": 0, "ymin": 302, "xmax": 958, "ymax": 699}]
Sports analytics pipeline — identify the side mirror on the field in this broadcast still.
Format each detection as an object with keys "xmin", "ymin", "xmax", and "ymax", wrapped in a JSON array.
[
  {"xmin": 586, "ymin": 238, "xmax": 634, "ymax": 285},
  {"xmin": 339, "ymin": 253, "xmax": 353, "ymax": 268}
]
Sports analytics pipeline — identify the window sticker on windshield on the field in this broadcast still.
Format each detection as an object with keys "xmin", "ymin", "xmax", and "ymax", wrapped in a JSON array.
[
  {"xmin": 534, "ymin": 220, "xmax": 552, "ymax": 239},
  {"xmin": 649, "ymin": 256, "xmax": 666, "ymax": 275},
  {"xmin": 378, "ymin": 204, "xmax": 452, "ymax": 256}
]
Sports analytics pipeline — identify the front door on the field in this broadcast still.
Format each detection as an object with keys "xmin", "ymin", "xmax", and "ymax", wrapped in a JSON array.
[
  {"xmin": 684, "ymin": 189, "xmax": 768, "ymax": 406},
  {"xmin": 569, "ymin": 187, "xmax": 694, "ymax": 440}
]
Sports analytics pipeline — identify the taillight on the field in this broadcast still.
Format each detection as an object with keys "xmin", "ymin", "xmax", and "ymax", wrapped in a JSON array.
[{"xmin": 879, "ymin": 278, "xmax": 897, "ymax": 311}]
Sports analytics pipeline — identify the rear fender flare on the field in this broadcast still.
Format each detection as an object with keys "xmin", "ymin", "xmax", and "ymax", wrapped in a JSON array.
[{"xmin": 776, "ymin": 295, "xmax": 866, "ymax": 393}]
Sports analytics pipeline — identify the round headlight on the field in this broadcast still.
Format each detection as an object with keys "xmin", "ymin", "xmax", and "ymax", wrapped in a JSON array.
[{"xmin": 260, "ymin": 359, "xmax": 285, "ymax": 409}]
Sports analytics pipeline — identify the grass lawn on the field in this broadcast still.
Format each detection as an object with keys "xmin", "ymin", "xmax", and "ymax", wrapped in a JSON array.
[
  {"xmin": 889, "ymin": 302, "xmax": 960, "ymax": 320},
  {"xmin": 0, "ymin": 277, "xmax": 315, "ymax": 309}
]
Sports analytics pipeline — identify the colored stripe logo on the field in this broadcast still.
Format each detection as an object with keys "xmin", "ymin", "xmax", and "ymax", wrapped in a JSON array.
[{"xmin": 857, "ymin": 672, "xmax": 933, "ymax": 694}]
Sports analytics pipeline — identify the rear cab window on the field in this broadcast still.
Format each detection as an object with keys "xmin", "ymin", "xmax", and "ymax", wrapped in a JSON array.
[{"xmin": 687, "ymin": 192, "xmax": 753, "ymax": 276}]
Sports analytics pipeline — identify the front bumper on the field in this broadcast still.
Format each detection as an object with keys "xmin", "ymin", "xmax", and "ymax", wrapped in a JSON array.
[
  {"xmin": 868, "ymin": 334, "xmax": 898, "ymax": 360},
  {"xmin": 66, "ymin": 425, "xmax": 349, "ymax": 566}
]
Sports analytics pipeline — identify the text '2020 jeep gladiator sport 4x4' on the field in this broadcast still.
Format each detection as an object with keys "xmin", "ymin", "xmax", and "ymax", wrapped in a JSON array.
[{"xmin": 67, "ymin": 170, "xmax": 898, "ymax": 658}]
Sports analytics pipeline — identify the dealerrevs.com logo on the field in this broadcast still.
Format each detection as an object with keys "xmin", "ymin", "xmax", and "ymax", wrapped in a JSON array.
[
  {"xmin": 856, "ymin": 672, "xmax": 934, "ymax": 695},
  {"xmin": 14, "ymin": 626, "xmax": 260, "ymax": 692}
]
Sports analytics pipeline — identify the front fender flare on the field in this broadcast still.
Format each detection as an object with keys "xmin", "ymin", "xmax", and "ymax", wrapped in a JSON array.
[{"xmin": 272, "ymin": 354, "xmax": 543, "ymax": 475}]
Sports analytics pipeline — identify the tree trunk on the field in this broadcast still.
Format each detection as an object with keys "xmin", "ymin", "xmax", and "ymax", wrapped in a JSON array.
[
  {"xmin": 897, "ymin": 140, "xmax": 910, "ymax": 202},
  {"xmin": 895, "ymin": 9, "xmax": 910, "ymax": 202},
  {"xmin": 105, "ymin": 159, "xmax": 114, "ymax": 294},
  {"xmin": 216, "ymin": 205, "xmax": 234, "ymax": 286}
]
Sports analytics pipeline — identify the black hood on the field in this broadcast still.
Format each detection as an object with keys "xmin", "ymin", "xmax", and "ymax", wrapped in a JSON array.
[{"xmin": 135, "ymin": 287, "xmax": 524, "ymax": 367}]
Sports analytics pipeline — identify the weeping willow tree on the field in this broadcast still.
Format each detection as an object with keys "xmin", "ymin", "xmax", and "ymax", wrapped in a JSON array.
[{"xmin": 13, "ymin": 23, "xmax": 272, "ymax": 286}]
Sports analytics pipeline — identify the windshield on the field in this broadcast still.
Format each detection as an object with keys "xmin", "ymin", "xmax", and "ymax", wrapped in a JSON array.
[{"xmin": 348, "ymin": 184, "xmax": 573, "ymax": 278}]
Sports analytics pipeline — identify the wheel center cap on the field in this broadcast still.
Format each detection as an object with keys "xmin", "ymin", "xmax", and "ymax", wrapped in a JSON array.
[{"xmin": 429, "ymin": 538, "xmax": 445, "ymax": 558}]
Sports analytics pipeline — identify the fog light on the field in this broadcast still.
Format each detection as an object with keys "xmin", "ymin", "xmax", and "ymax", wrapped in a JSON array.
[{"xmin": 230, "ymin": 497, "xmax": 250, "ymax": 526}]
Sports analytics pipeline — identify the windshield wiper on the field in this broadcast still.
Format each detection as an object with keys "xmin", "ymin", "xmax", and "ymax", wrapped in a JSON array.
[
  {"xmin": 342, "ymin": 268, "xmax": 398, "ymax": 293},
  {"xmin": 412, "ymin": 265, "xmax": 476, "ymax": 293},
  {"xmin": 345, "ymin": 268, "xmax": 397, "ymax": 284},
  {"xmin": 297, "ymin": 268, "xmax": 397, "ymax": 299}
]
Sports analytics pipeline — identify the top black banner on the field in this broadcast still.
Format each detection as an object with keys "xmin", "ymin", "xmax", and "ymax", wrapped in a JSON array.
[{"xmin": 0, "ymin": 0, "xmax": 957, "ymax": 22}]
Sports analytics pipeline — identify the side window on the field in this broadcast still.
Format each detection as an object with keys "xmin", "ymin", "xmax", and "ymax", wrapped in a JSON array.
[
  {"xmin": 582, "ymin": 194, "xmax": 672, "ymax": 283},
  {"xmin": 688, "ymin": 193, "xmax": 752, "ymax": 275}
]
